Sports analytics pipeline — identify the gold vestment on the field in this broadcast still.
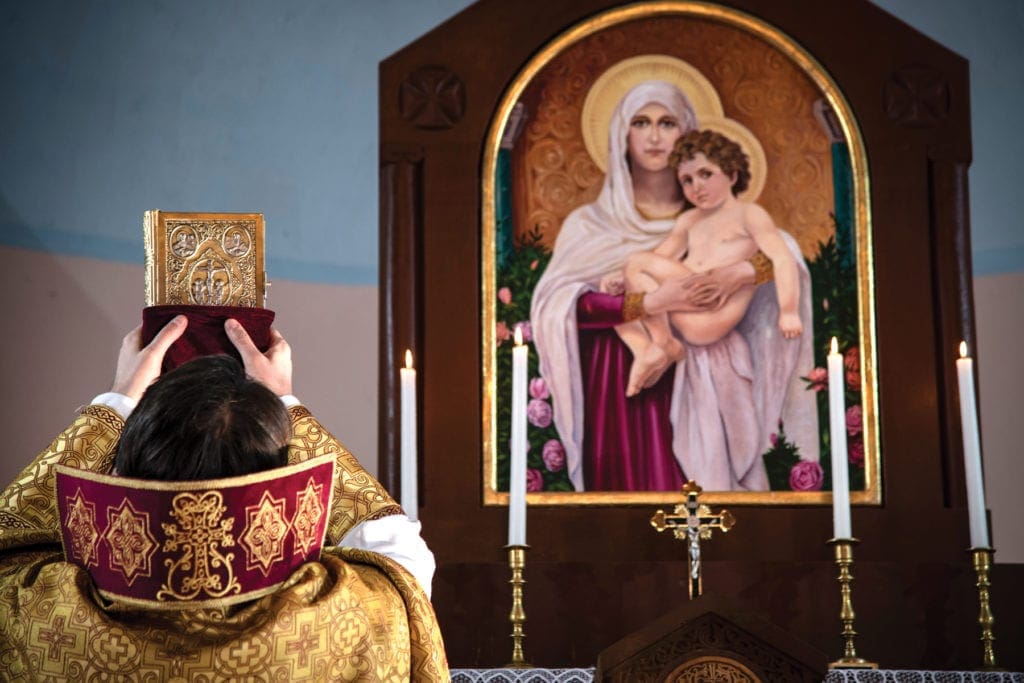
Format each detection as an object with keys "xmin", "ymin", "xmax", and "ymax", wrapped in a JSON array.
[{"xmin": 0, "ymin": 404, "xmax": 449, "ymax": 681}]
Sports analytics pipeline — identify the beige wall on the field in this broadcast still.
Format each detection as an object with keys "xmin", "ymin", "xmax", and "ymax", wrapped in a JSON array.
[
  {"xmin": 973, "ymin": 272, "xmax": 1024, "ymax": 562},
  {"xmin": 1, "ymin": 245, "xmax": 1020, "ymax": 562}
]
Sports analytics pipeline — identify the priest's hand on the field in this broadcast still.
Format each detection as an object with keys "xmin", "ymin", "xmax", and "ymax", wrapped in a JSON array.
[
  {"xmin": 225, "ymin": 319, "xmax": 293, "ymax": 396},
  {"xmin": 111, "ymin": 315, "xmax": 188, "ymax": 401}
]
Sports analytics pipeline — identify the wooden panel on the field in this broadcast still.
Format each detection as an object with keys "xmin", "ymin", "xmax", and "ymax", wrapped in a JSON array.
[
  {"xmin": 379, "ymin": 0, "xmax": 1023, "ymax": 670},
  {"xmin": 928, "ymin": 158, "xmax": 977, "ymax": 509},
  {"xmin": 379, "ymin": 148, "xmax": 423, "ymax": 495}
]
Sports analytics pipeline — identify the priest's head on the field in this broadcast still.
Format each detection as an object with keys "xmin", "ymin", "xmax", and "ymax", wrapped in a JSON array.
[{"xmin": 114, "ymin": 354, "xmax": 290, "ymax": 481}]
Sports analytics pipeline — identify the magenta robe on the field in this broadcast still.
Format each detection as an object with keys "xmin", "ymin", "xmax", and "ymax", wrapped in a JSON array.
[{"xmin": 576, "ymin": 292, "xmax": 685, "ymax": 491}]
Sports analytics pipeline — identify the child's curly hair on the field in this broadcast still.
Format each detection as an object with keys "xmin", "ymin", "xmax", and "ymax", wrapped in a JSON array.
[{"xmin": 669, "ymin": 129, "xmax": 751, "ymax": 196}]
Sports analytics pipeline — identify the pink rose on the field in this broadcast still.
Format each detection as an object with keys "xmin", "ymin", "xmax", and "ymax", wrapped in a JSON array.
[
  {"xmin": 846, "ymin": 405, "xmax": 862, "ymax": 436},
  {"xmin": 542, "ymin": 439, "xmax": 565, "ymax": 472},
  {"xmin": 526, "ymin": 468, "xmax": 544, "ymax": 492},
  {"xmin": 529, "ymin": 377, "xmax": 549, "ymax": 400},
  {"xmin": 516, "ymin": 321, "xmax": 533, "ymax": 342},
  {"xmin": 805, "ymin": 367, "xmax": 828, "ymax": 392},
  {"xmin": 822, "ymin": 298, "xmax": 830, "ymax": 312},
  {"xmin": 789, "ymin": 460, "xmax": 824, "ymax": 491},
  {"xmin": 530, "ymin": 259, "xmax": 539, "ymax": 270},
  {"xmin": 769, "ymin": 432, "xmax": 779, "ymax": 448},
  {"xmin": 527, "ymin": 399, "xmax": 552, "ymax": 428},
  {"xmin": 498, "ymin": 287, "xmax": 512, "ymax": 305},
  {"xmin": 844, "ymin": 346, "xmax": 861, "ymax": 389},
  {"xmin": 496, "ymin": 321, "xmax": 510, "ymax": 345},
  {"xmin": 848, "ymin": 436, "xmax": 864, "ymax": 467}
]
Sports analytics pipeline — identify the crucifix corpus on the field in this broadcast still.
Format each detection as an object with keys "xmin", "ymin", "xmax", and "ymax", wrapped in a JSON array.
[{"xmin": 651, "ymin": 480, "xmax": 736, "ymax": 599}]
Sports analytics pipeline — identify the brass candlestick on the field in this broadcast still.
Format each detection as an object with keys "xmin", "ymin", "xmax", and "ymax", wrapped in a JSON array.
[
  {"xmin": 827, "ymin": 538, "xmax": 878, "ymax": 669},
  {"xmin": 506, "ymin": 544, "xmax": 532, "ymax": 668},
  {"xmin": 970, "ymin": 546, "xmax": 998, "ymax": 669}
]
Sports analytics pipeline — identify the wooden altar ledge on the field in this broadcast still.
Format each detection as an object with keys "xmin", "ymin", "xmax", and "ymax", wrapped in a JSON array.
[
  {"xmin": 451, "ymin": 668, "xmax": 594, "ymax": 683},
  {"xmin": 451, "ymin": 669, "xmax": 1023, "ymax": 682}
]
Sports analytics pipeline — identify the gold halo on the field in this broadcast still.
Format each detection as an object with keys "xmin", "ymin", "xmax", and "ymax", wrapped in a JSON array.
[
  {"xmin": 696, "ymin": 115, "xmax": 768, "ymax": 202},
  {"xmin": 582, "ymin": 54, "xmax": 724, "ymax": 172}
]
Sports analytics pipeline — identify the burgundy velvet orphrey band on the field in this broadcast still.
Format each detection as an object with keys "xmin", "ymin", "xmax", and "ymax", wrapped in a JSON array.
[{"xmin": 56, "ymin": 455, "xmax": 335, "ymax": 609}]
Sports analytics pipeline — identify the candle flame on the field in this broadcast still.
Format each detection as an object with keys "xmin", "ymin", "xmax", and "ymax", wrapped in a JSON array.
[
  {"xmin": 959, "ymin": 341, "xmax": 968, "ymax": 359},
  {"xmin": 405, "ymin": 349, "xmax": 413, "ymax": 369},
  {"xmin": 514, "ymin": 325, "xmax": 523, "ymax": 346},
  {"xmin": 830, "ymin": 336, "xmax": 838, "ymax": 354}
]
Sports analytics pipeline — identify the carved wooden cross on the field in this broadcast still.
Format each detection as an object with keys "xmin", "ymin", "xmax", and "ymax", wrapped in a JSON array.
[{"xmin": 651, "ymin": 480, "xmax": 736, "ymax": 599}]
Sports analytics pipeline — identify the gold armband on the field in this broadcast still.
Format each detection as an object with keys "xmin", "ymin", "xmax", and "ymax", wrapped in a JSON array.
[
  {"xmin": 623, "ymin": 292, "xmax": 646, "ymax": 322},
  {"xmin": 748, "ymin": 250, "xmax": 774, "ymax": 285}
]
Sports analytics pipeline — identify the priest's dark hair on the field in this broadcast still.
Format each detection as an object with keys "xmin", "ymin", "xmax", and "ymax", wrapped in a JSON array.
[{"xmin": 115, "ymin": 354, "xmax": 290, "ymax": 481}]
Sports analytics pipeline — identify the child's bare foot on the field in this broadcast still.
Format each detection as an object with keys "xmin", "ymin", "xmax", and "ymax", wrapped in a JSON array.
[
  {"xmin": 641, "ymin": 338, "xmax": 686, "ymax": 390},
  {"xmin": 627, "ymin": 339, "xmax": 685, "ymax": 397},
  {"xmin": 626, "ymin": 345, "xmax": 665, "ymax": 397}
]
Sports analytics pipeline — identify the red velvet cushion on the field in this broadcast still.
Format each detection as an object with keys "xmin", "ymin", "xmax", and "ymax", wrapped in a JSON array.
[{"xmin": 142, "ymin": 305, "xmax": 275, "ymax": 371}]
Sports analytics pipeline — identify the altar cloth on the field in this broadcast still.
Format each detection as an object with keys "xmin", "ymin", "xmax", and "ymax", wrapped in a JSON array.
[{"xmin": 825, "ymin": 671, "xmax": 1023, "ymax": 683}]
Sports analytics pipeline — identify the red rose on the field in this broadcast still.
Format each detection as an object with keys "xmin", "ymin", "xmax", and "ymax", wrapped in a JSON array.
[{"xmin": 848, "ymin": 436, "xmax": 865, "ymax": 467}]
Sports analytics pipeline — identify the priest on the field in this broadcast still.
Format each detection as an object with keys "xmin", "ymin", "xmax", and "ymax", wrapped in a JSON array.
[{"xmin": 0, "ymin": 315, "xmax": 449, "ymax": 680}]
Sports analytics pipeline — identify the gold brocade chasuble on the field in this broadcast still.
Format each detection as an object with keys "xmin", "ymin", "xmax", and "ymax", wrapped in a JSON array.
[{"xmin": 0, "ymin": 405, "xmax": 449, "ymax": 681}]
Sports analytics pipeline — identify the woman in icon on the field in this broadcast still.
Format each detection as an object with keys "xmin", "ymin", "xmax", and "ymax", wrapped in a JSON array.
[{"xmin": 530, "ymin": 77, "xmax": 816, "ymax": 492}]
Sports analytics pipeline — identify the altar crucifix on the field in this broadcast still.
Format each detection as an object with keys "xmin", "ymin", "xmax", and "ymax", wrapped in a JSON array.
[{"xmin": 651, "ymin": 481, "xmax": 736, "ymax": 599}]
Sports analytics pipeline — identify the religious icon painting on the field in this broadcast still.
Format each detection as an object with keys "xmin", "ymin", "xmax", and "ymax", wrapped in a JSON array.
[{"xmin": 481, "ymin": 2, "xmax": 880, "ymax": 506}]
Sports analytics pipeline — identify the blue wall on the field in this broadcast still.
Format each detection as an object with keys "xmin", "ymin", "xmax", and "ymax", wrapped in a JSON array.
[
  {"xmin": 0, "ymin": 0, "xmax": 473, "ymax": 285},
  {"xmin": 871, "ymin": 0, "xmax": 1024, "ymax": 275},
  {"xmin": 2, "ymin": 0, "xmax": 1021, "ymax": 282}
]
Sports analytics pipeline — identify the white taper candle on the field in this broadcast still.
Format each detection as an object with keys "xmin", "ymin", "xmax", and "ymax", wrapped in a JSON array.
[
  {"xmin": 828, "ymin": 337, "xmax": 852, "ymax": 539},
  {"xmin": 400, "ymin": 350, "xmax": 418, "ymax": 522},
  {"xmin": 956, "ymin": 341, "xmax": 989, "ymax": 547},
  {"xmin": 508, "ymin": 326, "xmax": 528, "ymax": 546}
]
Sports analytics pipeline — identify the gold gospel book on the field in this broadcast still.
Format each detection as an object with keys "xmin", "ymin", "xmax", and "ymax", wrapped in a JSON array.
[{"xmin": 143, "ymin": 210, "xmax": 266, "ymax": 306}]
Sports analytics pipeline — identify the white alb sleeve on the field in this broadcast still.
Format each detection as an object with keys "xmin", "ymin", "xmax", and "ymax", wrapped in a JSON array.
[
  {"xmin": 338, "ymin": 514, "xmax": 436, "ymax": 600},
  {"xmin": 278, "ymin": 394, "xmax": 301, "ymax": 408},
  {"xmin": 90, "ymin": 392, "xmax": 138, "ymax": 420}
]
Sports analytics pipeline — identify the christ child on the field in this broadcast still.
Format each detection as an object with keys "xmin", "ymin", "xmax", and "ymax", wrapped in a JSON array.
[{"xmin": 605, "ymin": 129, "xmax": 803, "ymax": 397}]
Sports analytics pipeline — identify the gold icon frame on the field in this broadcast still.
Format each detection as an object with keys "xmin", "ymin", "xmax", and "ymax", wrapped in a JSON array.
[{"xmin": 480, "ymin": 2, "xmax": 879, "ymax": 507}]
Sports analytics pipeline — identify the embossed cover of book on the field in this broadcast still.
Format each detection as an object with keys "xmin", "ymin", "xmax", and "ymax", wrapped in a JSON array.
[{"xmin": 144, "ymin": 211, "xmax": 266, "ymax": 307}]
